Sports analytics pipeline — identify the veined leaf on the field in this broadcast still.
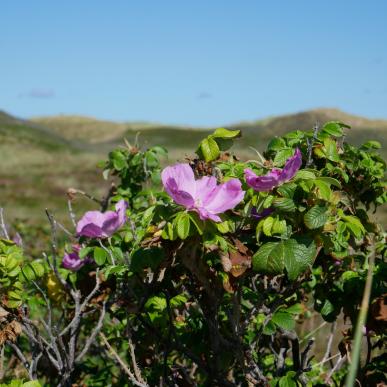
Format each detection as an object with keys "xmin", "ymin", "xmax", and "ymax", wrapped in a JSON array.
[
  {"xmin": 253, "ymin": 238, "xmax": 316, "ymax": 280},
  {"xmin": 304, "ymin": 205, "xmax": 328, "ymax": 229},
  {"xmin": 314, "ymin": 179, "xmax": 331, "ymax": 201},
  {"xmin": 212, "ymin": 127, "xmax": 241, "ymax": 139},
  {"xmin": 272, "ymin": 197, "xmax": 296, "ymax": 212},
  {"xmin": 323, "ymin": 138, "xmax": 340, "ymax": 162},
  {"xmin": 198, "ymin": 137, "xmax": 220, "ymax": 162},
  {"xmin": 94, "ymin": 247, "xmax": 108, "ymax": 266},
  {"xmin": 176, "ymin": 212, "xmax": 190, "ymax": 240}
]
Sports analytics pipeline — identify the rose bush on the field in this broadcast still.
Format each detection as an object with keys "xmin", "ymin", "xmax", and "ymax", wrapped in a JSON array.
[{"xmin": 0, "ymin": 122, "xmax": 386, "ymax": 386}]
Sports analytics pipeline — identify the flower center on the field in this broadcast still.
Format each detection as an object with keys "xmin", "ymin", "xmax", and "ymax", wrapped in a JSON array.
[{"xmin": 194, "ymin": 198, "xmax": 202, "ymax": 207}]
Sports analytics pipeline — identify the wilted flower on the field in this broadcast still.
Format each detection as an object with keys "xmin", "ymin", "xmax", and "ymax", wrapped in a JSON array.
[
  {"xmin": 76, "ymin": 200, "xmax": 128, "ymax": 238},
  {"xmin": 244, "ymin": 148, "xmax": 302, "ymax": 191},
  {"xmin": 62, "ymin": 245, "xmax": 92, "ymax": 271},
  {"xmin": 161, "ymin": 163, "xmax": 244, "ymax": 222},
  {"xmin": 251, "ymin": 207, "xmax": 274, "ymax": 220}
]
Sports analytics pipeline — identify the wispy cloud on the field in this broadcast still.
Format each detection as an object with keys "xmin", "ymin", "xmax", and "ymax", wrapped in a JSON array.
[{"xmin": 18, "ymin": 88, "xmax": 56, "ymax": 99}]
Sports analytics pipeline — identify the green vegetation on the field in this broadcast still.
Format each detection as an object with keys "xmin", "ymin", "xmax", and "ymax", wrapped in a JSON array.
[
  {"xmin": 1, "ymin": 108, "xmax": 387, "ymax": 226},
  {"xmin": 0, "ymin": 123, "xmax": 385, "ymax": 386}
]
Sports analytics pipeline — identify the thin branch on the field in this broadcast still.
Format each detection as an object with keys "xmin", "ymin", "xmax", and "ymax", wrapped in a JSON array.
[
  {"xmin": 325, "ymin": 355, "xmax": 346, "ymax": 384},
  {"xmin": 322, "ymin": 322, "xmax": 336, "ymax": 364},
  {"xmin": 306, "ymin": 122, "xmax": 319, "ymax": 167},
  {"xmin": 99, "ymin": 332, "xmax": 148, "ymax": 387},
  {"xmin": 75, "ymin": 301, "xmax": 107, "ymax": 363},
  {"xmin": 0, "ymin": 208, "xmax": 9, "ymax": 239},
  {"xmin": 128, "ymin": 338, "xmax": 147, "ymax": 385},
  {"xmin": 67, "ymin": 199, "xmax": 77, "ymax": 228},
  {"xmin": 7, "ymin": 341, "xmax": 30, "ymax": 375}
]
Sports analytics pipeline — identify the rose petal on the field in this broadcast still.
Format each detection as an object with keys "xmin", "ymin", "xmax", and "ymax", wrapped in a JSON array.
[
  {"xmin": 195, "ymin": 176, "xmax": 217, "ymax": 205},
  {"xmin": 161, "ymin": 164, "xmax": 196, "ymax": 208},
  {"xmin": 244, "ymin": 168, "xmax": 281, "ymax": 191},
  {"xmin": 279, "ymin": 148, "xmax": 302, "ymax": 182},
  {"xmin": 204, "ymin": 179, "xmax": 245, "ymax": 215}
]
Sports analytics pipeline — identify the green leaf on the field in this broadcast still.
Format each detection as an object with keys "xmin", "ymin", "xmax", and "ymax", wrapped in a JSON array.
[
  {"xmin": 21, "ymin": 261, "xmax": 44, "ymax": 281},
  {"xmin": 317, "ymin": 176, "xmax": 342, "ymax": 188},
  {"xmin": 361, "ymin": 140, "xmax": 381, "ymax": 149},
  {"xmin": 341, "ymin": 215, "xmax": 365, "ymax": 239},
  {"xmin": 262, "ymin": 320, "xmax": 277, "ymax": 335},
  {"xmin": 23, "ymin": 382, "xmax": 42, "ymax": 387},
  {"xmin": 215, "ymin": 138, "xmax": 234, "ymax": 152},
  {"xmin": 212, "ymin": 127, "xmax": 241, "ymax": 139},
  {"xmin": 79, "ymin": 247, "xmax": 93, "ymax": 259},
  {"xmin": 262, "ymin": 216, "xmax": 274, "ymax": 236},
  {"xmin": 271, "ymin": 218, "xmax": 287, "ymax": 235},
  {"xmin": 272, "ymin": 311, "xmax": 296, "ymax": 330},
  {"xmin": 8, "ymin": 290, "xmax": 22, "ymax": 300},
  {"xmin": 314, "ymin": 179, "xmax": 331, "ymax": 201},
  {"xmin": 294, "ymin": 170, "xmax": 316, "ymax": 180},
  {"xmin": 170, "ymin": 294, "xmax": 188, "ymax": 307},
  {"xmin": 323, "ymin": 138, "xmax": 340, "ymax": 162},
  {"xmin": 273, "ymin": 148, "xmax": 294, "ymax": 166},
  {"xmin": 6, "ymin": 299, "xmax": 22, "ymax": 308},
  {"xmin": 277, "ymin": 183, "xmax": 297, "ymax": 198},
  {"xmin": 252, "ymin": 241, "xmax": 285, "ymax": 274},
  {"xmin": 267, "ymin": 137, "xmax": 286, "ymax": 151},
  {"xmin": 145, "ymin": 296, "xmax": 167, "ymax": 312},
  {"xmin": 304, "ymin": 205, "xmax": 328, "ymax": 229},
  {"xmin": 263, "ymin": 195, "xmax": 274, "ymax": 208},
  {"xmin": 285, "ymin": 303, "xmax": 303, "ymax": 315},
  {"xmin": 272, "ymin": 198, "xmax": 296, "ymax": 212},
  {"xmin": 321, "ymin": 121, "xmax": 349, "ymax": 137},
  {"xmin": 320, "ymin": 299, "xmax": 335, "ymax": 317},
  {"xmin": 283, "ymin": 238, "xmax": 316, "ymax": 280},
  {"xmin": 150, "ymin": 145, "xmax": 168, "ymax": 156},
  {"xmin": 176, "ymin": 212, "xmax": 190, "ymax": 240},
  {"xmin": 110, "ymin": 150, "xmax": 127, "ymax": 171},
  {"xmin": 253, "ymin": 238, "xmax": 316, "ymax": 280},
  {"xmin": 278, "ymin": 371, "xmax": 298, "ymax": 387},
  {"xmin": 188, "ymin": 213, "xmax": 204, "ymax": 235},
  {"xmin": 216, "ymin": 221, "xmax": 229, "ymax": 234},
  {"xmin": 198, "ymin": 137, "xmax": 220, "ymax": 162},
  {"xmin": 93, "ymin": 247, "xmax": 108, "ymax": 266}
]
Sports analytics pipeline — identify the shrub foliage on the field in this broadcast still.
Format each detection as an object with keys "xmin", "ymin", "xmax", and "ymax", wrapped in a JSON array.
[{"xmin": 0, "ymin": 122, "xmax": 386, "ymax": 386}]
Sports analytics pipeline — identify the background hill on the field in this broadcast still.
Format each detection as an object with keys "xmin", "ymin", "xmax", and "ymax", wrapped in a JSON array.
[{"xmin": 1, "ymin": 108, "xmax": 386, "ymax": 227}]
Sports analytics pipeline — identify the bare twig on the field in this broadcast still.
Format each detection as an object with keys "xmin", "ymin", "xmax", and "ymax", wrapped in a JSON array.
[
  {"xmin": 322, "ymin": 322, "xmax": 336, "ymax": 364},
  {"xmin": 306, "ymin": 122, "xmax": 319, "ymax": 167},
  {"xmin": 75, "ymin": 301, "xmax": 107, "ymax": 363},
  {"xmin": 128, "ymin": 338, "xmax": 147, "ymax": 385},
  {"xmin": 325, "ymin": 354, "xmax": 346, "ymax": 384},
  {"xmin": 67, "ymin": 199, "xmax": 77, "ymax": 228},
  {"xmin": 99, "ymin": 332, "xmax": 148, "ymax": 387},
  {"xmin": 0, "ymin": 208, "xmax": 9, "ymax": 239},
  {"xmin": 7, "ymin": 341, "xmax": 30, "ymax": 376}
]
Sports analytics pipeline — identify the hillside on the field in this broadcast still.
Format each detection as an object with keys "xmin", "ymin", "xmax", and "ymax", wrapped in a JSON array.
[
  {"xmin": 1, "ymin": 108, "xmax": 386, "ymax": 226},
  {"xmin": 0, "ymin": 111, "xmax": 104, "ymax": 226},
  {"xmin": 32, "ymin": 108, "xmax": 387, "ymax": 155}
]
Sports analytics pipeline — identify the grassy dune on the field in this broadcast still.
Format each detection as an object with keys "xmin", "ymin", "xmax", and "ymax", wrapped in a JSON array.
[{"xmin": 1, "ymin": 108, "xmax": 386, "ymax": 227}]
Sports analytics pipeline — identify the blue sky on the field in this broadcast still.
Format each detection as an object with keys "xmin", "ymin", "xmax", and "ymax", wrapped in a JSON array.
[{"xmin": 1, "ymin": 0, "xmax": 386, "ymax": 126}]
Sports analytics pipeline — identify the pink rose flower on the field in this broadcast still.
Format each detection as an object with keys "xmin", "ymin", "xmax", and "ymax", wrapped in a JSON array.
[
  {"xmin": 76, "ymin": 200, "xmax": 128, "ymax": 238},
  {"xmin": 244, "ymin": 148, "xmax": 302, "ymax": 191},
  {"xmin": 161, "ymin": 163, "xmax": 244, "ymax": 222}
]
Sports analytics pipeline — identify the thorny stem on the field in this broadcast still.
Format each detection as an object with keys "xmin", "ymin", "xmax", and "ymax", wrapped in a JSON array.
[
  {"xmin": 99, "ymin": 332, "xmax": 148, "ymax": 387},
  {"xmin": 306, "ymin": 122, "xmax": 319, "ymax": 167}
]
